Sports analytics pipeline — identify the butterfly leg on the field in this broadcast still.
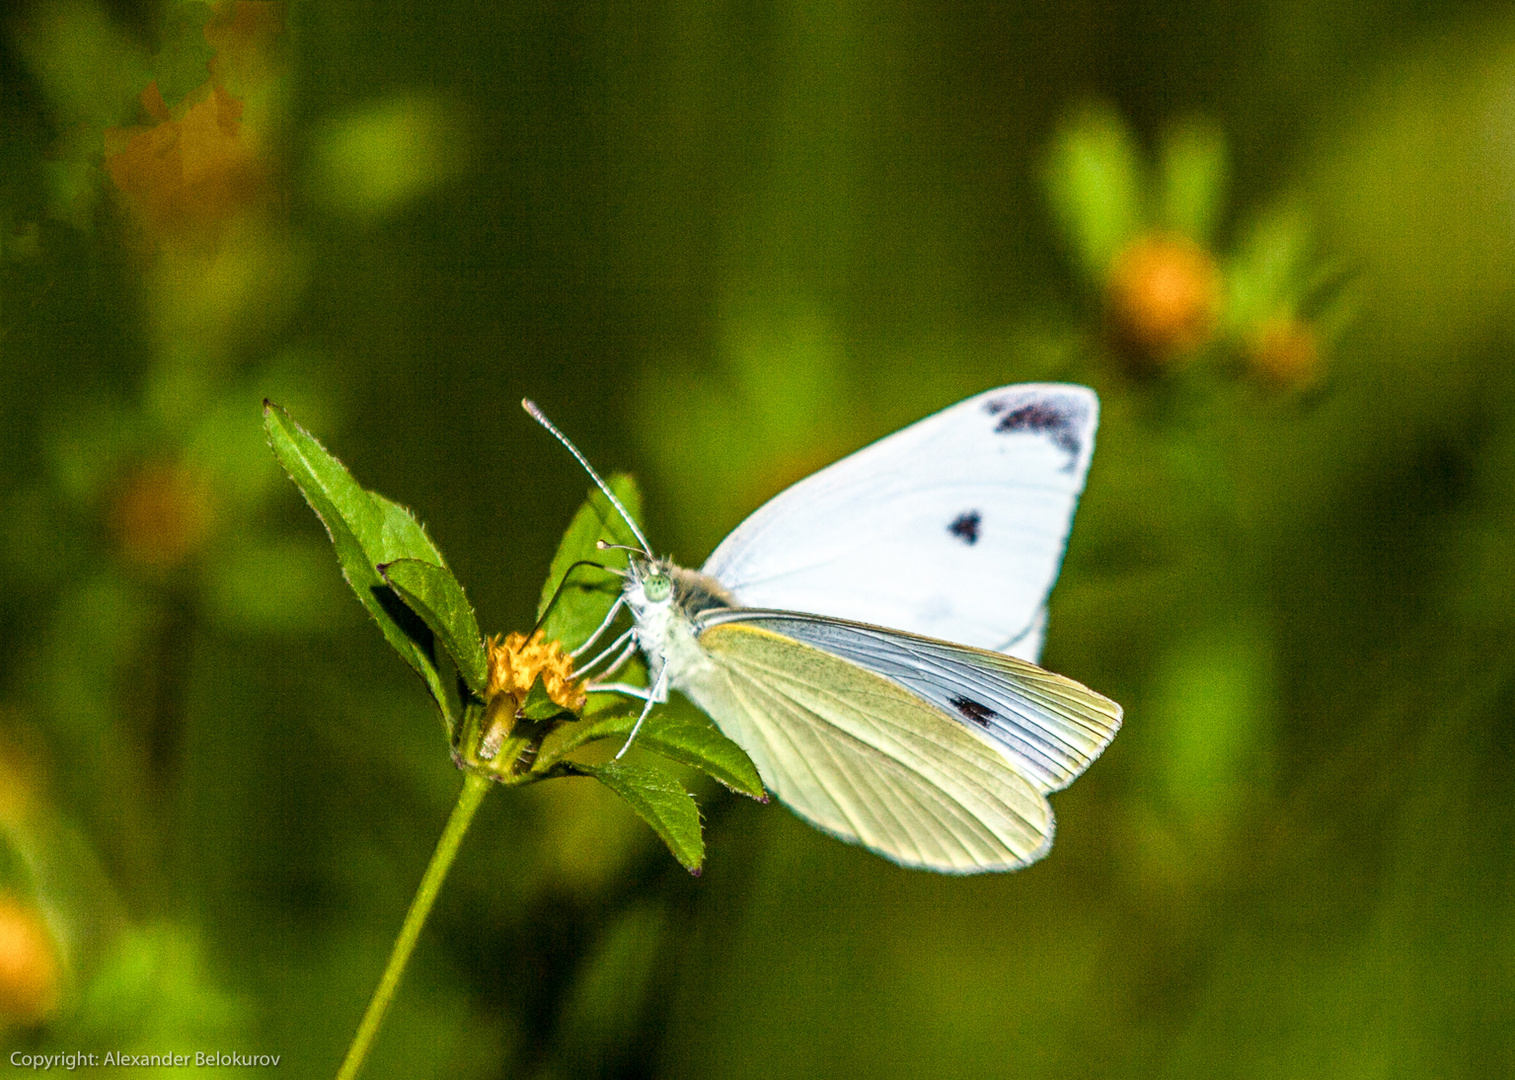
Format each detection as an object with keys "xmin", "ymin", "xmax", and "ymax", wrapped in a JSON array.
[
  {"xmin": 613, "ymin": 667, "xmax": 669, "ymax": 760},
  {"xmin": 577, "ymin": 629, "xmax": 635, "ymax": 680},
  {"xmin": 593, "ymin": 681, "xmax": 647, "ymax": 698},
  {"xmin": 593, "ymin": 629, "xmax": 667, "ymax": 702},
  {"xmin": 590, "ymin": 669, "xmax": 666, "ymax": 701},
  {"xmin": 570, "ymin": 596, "xmax": 626, "ymax": 658}
]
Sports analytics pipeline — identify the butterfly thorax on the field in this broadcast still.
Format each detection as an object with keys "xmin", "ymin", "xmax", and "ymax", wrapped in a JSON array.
[{"xmin": 624, "ymin": 556, "xmax": 736, "ymax": 695}]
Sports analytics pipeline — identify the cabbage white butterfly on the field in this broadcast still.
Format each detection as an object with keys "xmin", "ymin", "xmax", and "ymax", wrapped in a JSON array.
[{"xmin": 528, "ymin": 384, "xmax": 1121, "ymax": 874}]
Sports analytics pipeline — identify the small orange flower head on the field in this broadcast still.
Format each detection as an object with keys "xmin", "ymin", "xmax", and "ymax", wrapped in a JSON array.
[
  {"xmin": 110, "ymin": 461, "xmax": 214, "ymax": 568},
  {"xmin": 1247, "ymin": 315, "xmax": 1321, "ymax": 390},
  {"xmin": 485, "ymin": 631, "xmax": 587, "ymax": 715},
  {"xmin": 1106, "ymin": 233, "xmax": 1222, "ymax": 368}
]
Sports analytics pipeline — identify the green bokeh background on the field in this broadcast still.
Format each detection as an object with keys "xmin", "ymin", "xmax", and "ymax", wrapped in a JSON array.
[{"xmin": 4, "ymin": 2, "xmax": 1515, "ymax": 1077}]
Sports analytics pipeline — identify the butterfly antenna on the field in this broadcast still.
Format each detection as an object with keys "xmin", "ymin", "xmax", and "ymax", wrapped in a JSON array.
[
  {"xmin": 522, "ymin": 399, "xmax": 651, "ymax": 553},
  {"xmin": 596, "ymin": 541, "xmax": 642, "ymax": 559},
  {"xmin": 530, "ymin": 558, "xmax": 613, "ymax": 639}
]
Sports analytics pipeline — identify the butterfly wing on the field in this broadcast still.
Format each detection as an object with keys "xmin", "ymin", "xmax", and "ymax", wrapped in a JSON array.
[
  {"xmin": 701, "ymin": 609, "xmax": 1122, "ymax": 795},
  {"xmin": 700, "ymin": 384, "xmax": 1099, "ymax": 660},
  {"xmin": 690, "ymin": 621, "xmax": 1056, "ymax": 872}
]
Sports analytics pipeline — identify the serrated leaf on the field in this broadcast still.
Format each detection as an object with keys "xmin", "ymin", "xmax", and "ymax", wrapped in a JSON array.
[
  {"xmin": 570, "ymin": 760, "xmax": 703, "ymax": 873},
  {"xmin": 552, "ymin": 709, "xmax": 765, "ymax": 800},
  {"xmin": 263, "ymin": 401, "xmax": 457, "ymax": 733},
  {"xmin": 380, "ymin": 558, "xmax": 488, "ymax": 698},
  {"xmin": 537, "ymin": 475, "xmax": 643, "ymax": 652}
]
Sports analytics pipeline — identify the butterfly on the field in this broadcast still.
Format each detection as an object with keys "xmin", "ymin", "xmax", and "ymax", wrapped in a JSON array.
[{"xmin": 530, "ymin": 384, "xmax": 1121, "ymax": 874}]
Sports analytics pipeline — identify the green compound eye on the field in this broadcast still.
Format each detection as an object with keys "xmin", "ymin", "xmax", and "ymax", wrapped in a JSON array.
[{"xmin": 643, "ymin": 572, "xmax": 672, "ymax": 602}]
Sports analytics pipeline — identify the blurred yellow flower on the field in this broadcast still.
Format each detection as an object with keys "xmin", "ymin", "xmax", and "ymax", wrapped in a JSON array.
[
  {"xmin": 0, "ymin": 898, "xmax": 60, "ymax": 1025},
  {"xmin": 101, "ymin": 2, "xmax": 285, "ymax": 248}
]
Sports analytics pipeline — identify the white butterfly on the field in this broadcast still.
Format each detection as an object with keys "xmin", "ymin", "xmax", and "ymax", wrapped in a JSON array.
[{"xmin": 532, "ymin": 384, "xmax": 1121, "ymax": 874}]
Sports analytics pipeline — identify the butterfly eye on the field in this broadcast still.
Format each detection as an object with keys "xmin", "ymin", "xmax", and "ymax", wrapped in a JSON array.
[{"xmin": 643, "ymin": 572, "xmax": 672, "ymax": 602}]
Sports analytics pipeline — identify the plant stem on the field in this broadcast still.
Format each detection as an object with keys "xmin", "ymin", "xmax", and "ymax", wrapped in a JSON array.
[{"xmin": 335, "ymin": 771, "xmax": 492, "ymax": 1080}]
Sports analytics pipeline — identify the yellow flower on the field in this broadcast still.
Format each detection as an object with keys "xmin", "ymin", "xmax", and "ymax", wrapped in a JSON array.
[
  {"xmin": 0, "ymin": 897, "xmax": 60, "ymax": 1024},
  {"xmin": 486, "ymin": 630, "xmax": 587, "ymax": 714},
  {"xmin": 478, "ymin": 631, "xmax": 586, "ymax": 765}
]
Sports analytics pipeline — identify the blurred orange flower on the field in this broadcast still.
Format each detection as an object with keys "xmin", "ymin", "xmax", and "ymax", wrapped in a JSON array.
[
  {"xmin": 0, "ymin": 898, "xmax": 60, "ymax": 1025},
  {"xmin": 1248, "ymin": 315, "xmax": 1321, "ymax": 390},
  {"xmin": 110, "ymin": 460, "xmax": 215, "ymax": 568},
  {"xmin": 1106, "ymin": 233, "xmax": 1222, "ymax": 367},
  {"xmin": 103, "ymin": 3, "xmax": 285, "ymax": 245},
  {"xmin": 105, "ymin": 80, "xmax": 262, "ymax": 243}
]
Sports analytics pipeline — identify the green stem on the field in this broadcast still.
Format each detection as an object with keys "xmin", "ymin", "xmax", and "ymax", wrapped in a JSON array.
[{"xmin": 335, "ymin": 771, "xmax": 492, "ymax": 1080}]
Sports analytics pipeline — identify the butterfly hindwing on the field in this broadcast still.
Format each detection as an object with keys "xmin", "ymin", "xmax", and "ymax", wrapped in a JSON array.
[
  {"xmin": 689, "ymin": 621, "xmax": 1058, "ymax": 873},
  {"xmin": 701, "ymin": 610, "xmax": 1122, "ymax": 794},
  {"xmin": 700, "ymin": 384, "xmax": 1099, "ymax": 659}
]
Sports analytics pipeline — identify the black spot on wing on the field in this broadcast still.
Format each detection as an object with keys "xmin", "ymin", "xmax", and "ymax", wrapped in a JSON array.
[
  {"xmin": 983, "ymin": 396, "xmax": 1084, "ymax": 459},
  {"xmin": 948, "ymin": 510, "xmax": 982, "ymax": 545},
  {"xmin": 949, "ymin": 695, "xmax": 997, "ymax": 727}
]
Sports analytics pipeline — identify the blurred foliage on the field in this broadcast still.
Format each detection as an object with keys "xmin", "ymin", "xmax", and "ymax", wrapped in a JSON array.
[{"xmin": 2, "ymin": 1, "xmax": 1514, "ymax": 1078}]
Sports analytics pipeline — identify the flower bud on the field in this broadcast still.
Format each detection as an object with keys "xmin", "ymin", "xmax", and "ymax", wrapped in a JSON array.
[{"xmin": 1247, "ymin": 315, "xmax": 1320, "ymax": 390}]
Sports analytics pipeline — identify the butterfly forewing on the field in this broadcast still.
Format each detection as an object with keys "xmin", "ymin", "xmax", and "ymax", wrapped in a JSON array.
[
  {"xmin": 700, "ymin": 384, "xmax": 1099, "ymax": 659},
  {"xmin": 689, "ymin": 622, "xmax": 1058, "ymax": 873}
]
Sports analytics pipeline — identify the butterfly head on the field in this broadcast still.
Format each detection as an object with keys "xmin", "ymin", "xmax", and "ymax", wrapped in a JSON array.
[
  {"xmin": 624, "ymin": 553, "xmax": 737, "ymax": 621},
  {"xmin": 623, "ymin": 553, "xmax": 675, "ymax": 616},
  {"xmin": 623, "ymin": 553, "xmax": 736, "ymax": 695}
]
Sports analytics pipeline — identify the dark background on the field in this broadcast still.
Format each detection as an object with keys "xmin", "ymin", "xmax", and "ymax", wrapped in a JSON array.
[{"xmin": 3, "ymin": 2, "xmax": 1514, "ymax": 1076}]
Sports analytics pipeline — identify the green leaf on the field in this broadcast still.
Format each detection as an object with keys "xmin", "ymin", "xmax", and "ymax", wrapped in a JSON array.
[
  {"xmin": 519, "ymin": 675, "xmax": 574, "ymax": 723},
  {"xmin": 569, "ymin": 760, "xmax": 704, "ymax": 873},
  {"xmin": 1223, "ymin": 207, "xmax": 1324, "ymax": 331},
  {"xmin": 1157, "ymin": 117, "xmax": 1228, "ymax": 247},
  {"xmin": 379, "ymin": 558, "xmax": 489, "ymax": 699},
  {"xmin": 550, "ymin": 708, "xmax": 765, "ymax": 801},
  {"xmin": 1044, "ymin": 103, "xmax": 1145, "ymax": 285},
  {"xmin": 263, "ymin": 401, "xmax": 457, "ymax": 733},
  {"xmin": 154, "ymin": 3, "xmax": 217, "ymax": 106},
  {"xmin": 537, "ymin": 474, "xmax": 644, "ymax": 652}
]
